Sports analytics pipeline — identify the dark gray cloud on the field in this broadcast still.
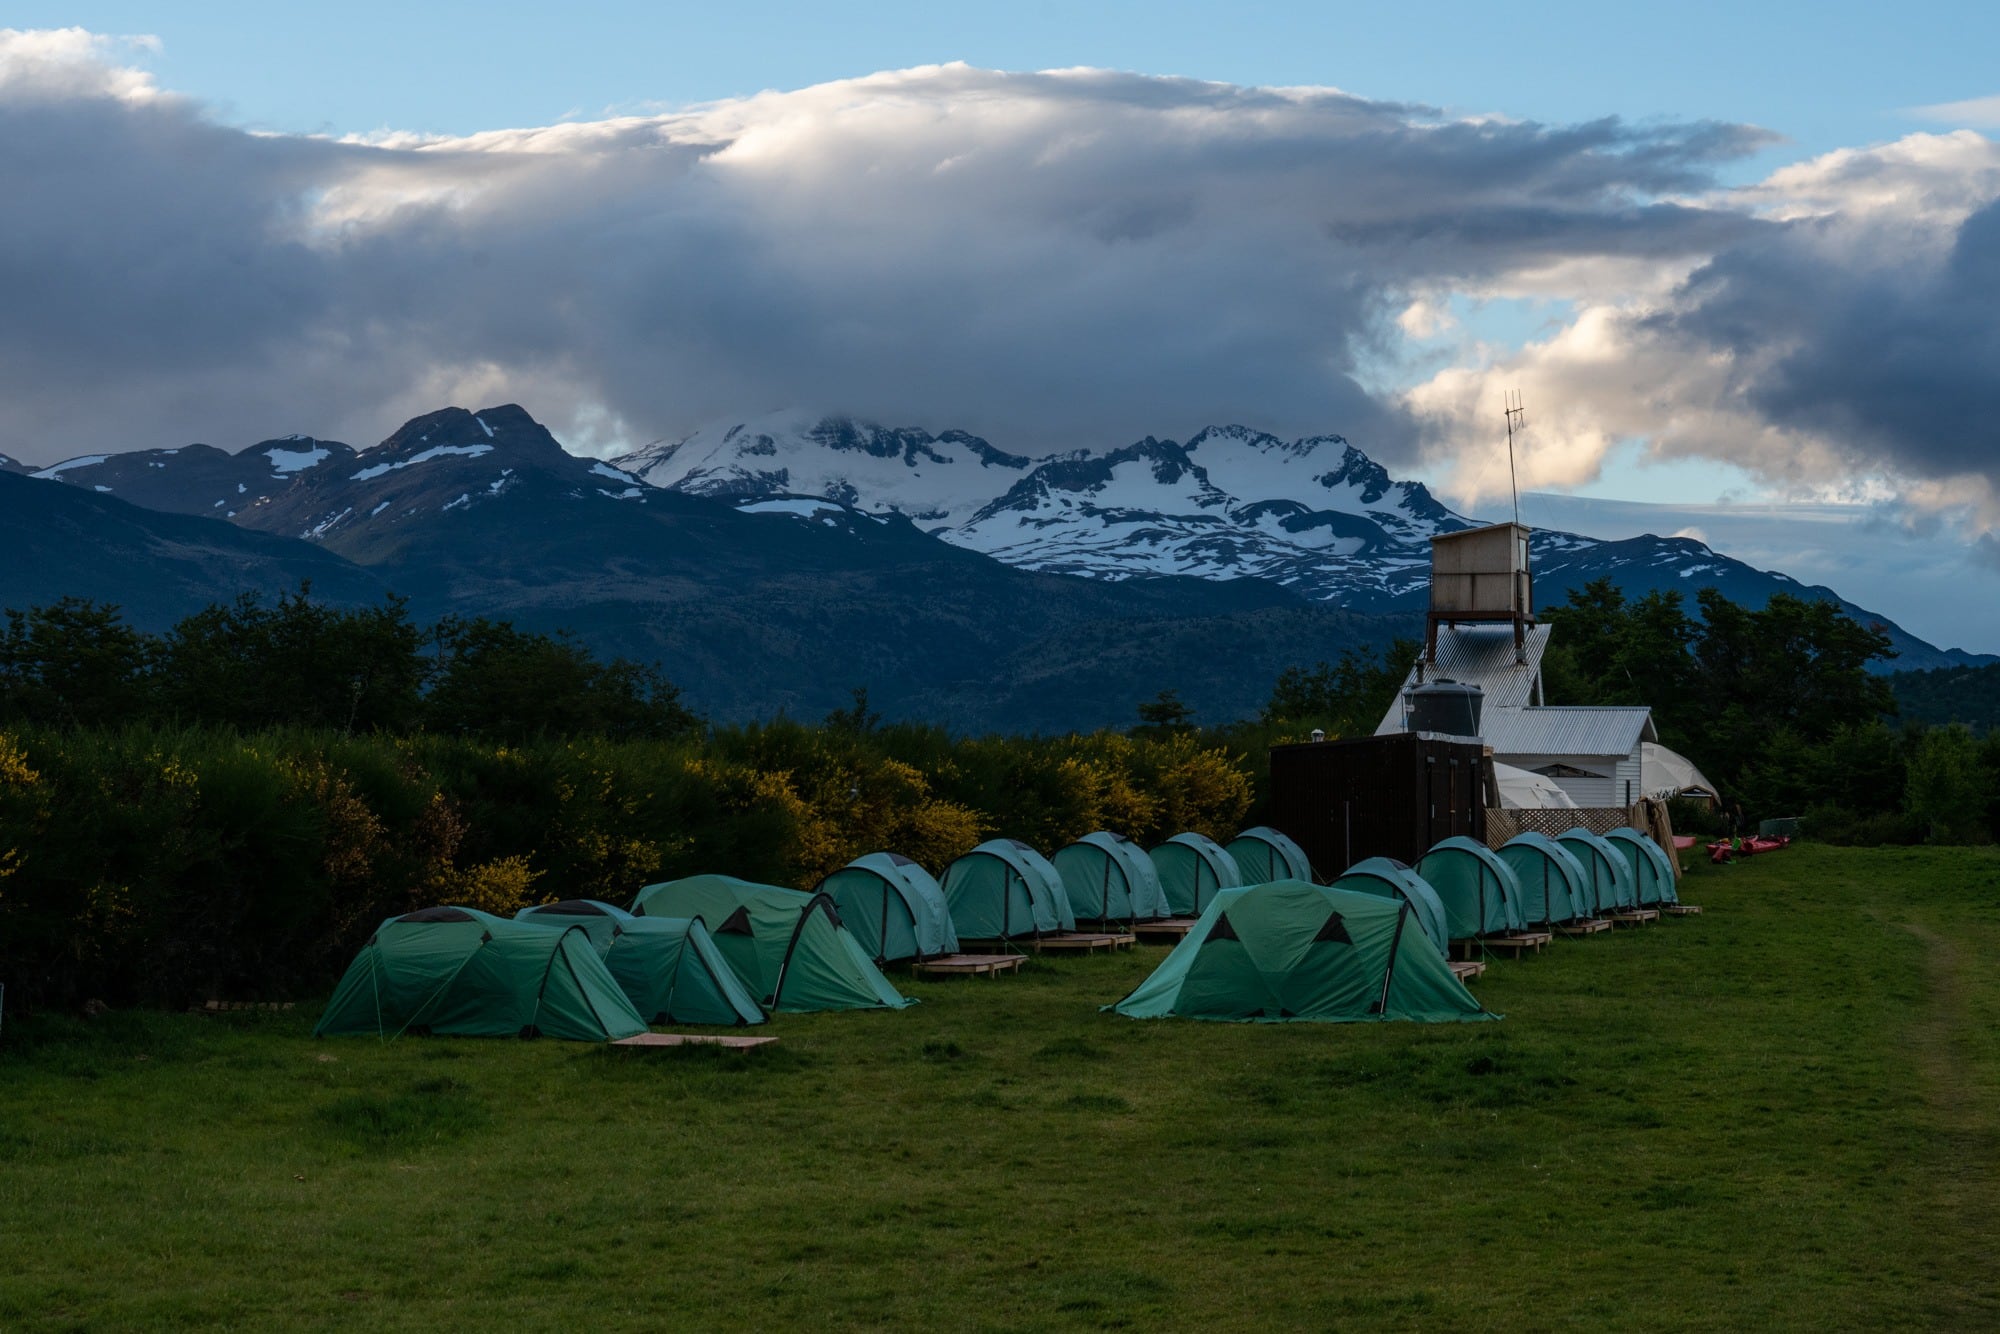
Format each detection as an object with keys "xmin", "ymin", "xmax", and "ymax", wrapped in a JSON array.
[{"xmin": 0, "ymin": 43, "xmax": 1770, "ymax": 463}]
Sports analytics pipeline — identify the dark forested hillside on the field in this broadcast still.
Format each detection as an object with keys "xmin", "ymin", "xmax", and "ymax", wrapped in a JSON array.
[{"xmin": 1891, "ymin": 663, "xmax": 2000, "ymax": 735}]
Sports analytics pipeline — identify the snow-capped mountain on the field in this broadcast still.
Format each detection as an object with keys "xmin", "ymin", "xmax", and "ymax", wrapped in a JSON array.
[
  {"xmin": 616, "ymin": 416, "xmax": 1471, "ymax": 606},
  {"xmin": 20, "ymin": 437, "xmax": 356, "ymax": 517}
]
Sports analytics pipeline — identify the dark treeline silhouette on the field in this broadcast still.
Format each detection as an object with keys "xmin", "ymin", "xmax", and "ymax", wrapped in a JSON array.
[{"xmin": 0, "ymin": 588, "xmax": 698, "ymax": 742}]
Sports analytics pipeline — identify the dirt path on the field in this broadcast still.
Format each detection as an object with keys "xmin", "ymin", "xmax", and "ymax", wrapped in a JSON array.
[{"xmin": 1902, "ymin": 921, "xmax": 2000, "ymax": 1324}]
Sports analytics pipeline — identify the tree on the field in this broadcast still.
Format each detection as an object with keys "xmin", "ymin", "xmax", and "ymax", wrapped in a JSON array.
[
  {"xmin": 0, "ymin": 598, "xmax": 154, "ymax": 727},
  {"xmin": 423, "ymin": 617, "xmax": 699, "ymax": 742},
  {"xmin": 1134, "ymin": 689, "xmax": 1196, "ymax": 736},
  {"xmin": 1260, "ymin": 641, "xmax": 1416, "ymax": 736},
  {"xmin": 1906, "ymin": 725, "xmax": 1990, "ymax": 844},
  {"xmin": 825, "ymin": 686, "xmax": 882, "ymax": 735}
]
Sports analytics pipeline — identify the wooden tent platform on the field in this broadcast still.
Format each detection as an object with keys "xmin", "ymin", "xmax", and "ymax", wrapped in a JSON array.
[
  {"xmin": 1557, "ymin": 918, "xmax": 1614, "ymax": 937},
  {"xmin": 189, "ymin": 1000, "xmax": 296, "ymax": 1014},
  {"xmin": 1133, "ymin": 918, "xmax": 1202, "ymax": 943},
  {"xmin": 910, "ymin": 953, "xmax": 1026, "ymax": 979},
  {"xmin": 961, "ymin": 932, "xmax": 1136, "ymax": 954},
  {"xmin": 611, "ymin": 1033, "xmax": 777, "ymax": 1050},
  {"xmin": 1481, "ymin": 931, "xmax": 1554, "ymax": 958},
  {"xmin": 1449, "ymin": 960, "xmax": 1487, "ymax": 982},
  {"xmin": 1662, "ymin": 904, "xmax": 1704, "ymax": 916},
  {"xmin": 1609, "ymin": 909, "xmax": 1661, "ymax": 928}
]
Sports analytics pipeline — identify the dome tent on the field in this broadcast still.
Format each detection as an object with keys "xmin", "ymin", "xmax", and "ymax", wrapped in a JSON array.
[
  {"xmin": 1330, "ymin": 858, "xmax": 1452, "ymax": 956},
  {"xmin": 1226, "ymin": 827, "xmax": 1315, "ymax": 884},
  {"xmin": 315, "ymin": 906, "xmax": 648, "ymax": 1042},
  {"xmin": 1496, "ymin": 834, "xmax": 1591, "ymax": 927},
  {"xmin": 1054, "ymin": 832, "xmax": 1171, "ymax": 925},
  {"xmin": 515, "ymin": 900, "xmax": 765, "ymax": 1027},
  {"xmin": 816, "ymin": 853, "xmax": 959, "ymax": 964},
  {"xmin": 631, "ymin": 875, "xmax": 911, "ymax": 1013},
  {"xmin": 1109, "ymin": 880, "xmax": 1493, "ymax": 1024},
  {"xmin": 1604, "ymin": 828, "xmax": 1679, "ymax": 906},
  {"xmin": 1148, "ymin": 833, "xmax": 1243, "ymax": 917},
  {"xmin": 940, "ymin": 839, "xmax": 1076, "ymax": 941},
  {"xmin": 1416, "ymin": 837, "xmax": 1527, "ymax": 940},
  {"xmin": 1557, "ymin": 829, "xmax": 1638, "ymax": 915}
]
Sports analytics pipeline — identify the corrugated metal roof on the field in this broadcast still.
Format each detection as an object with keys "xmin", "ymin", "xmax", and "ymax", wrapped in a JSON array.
[
  {"xmin": 1477, "ymin": 706, "xmax": 1657, "ymax": 759},
  {"xmin": 1375, "ymin": 623, "xmax": 1551, "ymax": 735}
]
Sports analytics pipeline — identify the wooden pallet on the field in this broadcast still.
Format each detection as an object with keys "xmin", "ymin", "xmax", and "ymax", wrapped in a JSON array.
[
  {"xmin": 611, "ymin": 1033, "xmax": 777, "ymax": 1050},
  {"xmin": 188, "ymin": 1000, "xmax": 296, "ymax": 1013},
  {"xmin": 1661, "ymin": 904, "xmax": 1704, "ymax": 916},
  {"xmin": 1608, "ymin": 909, "xmax": 1661, "ymax": 928},
  {"xmin": 1449, "ymin": 960, "xmax": 1487, "ymax": 982},
  {"xmin": 910, "ymin": 953, "xmax": 1026, "ymax": 979},
  {"xmin": 1557, "ymin": 918, "xmax": 1614, "ymax": 937},
  {"xmin": 1032, "ymin": 932, "xmax": 1136, "ymax": 954},
  {"xmin": 1481, "ymin": 931, "xmax": 1554, "ymax": 958},
  {"xmin": 1133, "ymin": 918, "xmax": 1202, "ymax": 943}
]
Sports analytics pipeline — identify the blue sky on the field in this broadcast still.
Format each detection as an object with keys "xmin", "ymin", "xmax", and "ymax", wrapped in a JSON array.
[
  {"xmin": 3, "ymin": 7, "xmax": 1999, "ymax": 650},
  {"xmin": 14, "ymin": 0, "xmax": 1997, "ymax": 156}
]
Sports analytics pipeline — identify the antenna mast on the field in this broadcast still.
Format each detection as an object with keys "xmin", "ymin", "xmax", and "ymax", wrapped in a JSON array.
[{"xmin": 1502, "ymin": 390, "xmax": 1525, "ymax": 526}]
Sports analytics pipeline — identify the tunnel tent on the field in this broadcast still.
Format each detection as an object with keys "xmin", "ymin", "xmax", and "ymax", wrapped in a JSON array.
[
  {"xmin": 1054, "ymin": 831, "xmax": 1172, "ymax": 924},
  {"xmin": 940, "ymin": 839, "xmax": 1076, "ymax": 941},
  {"xmin": 514, "ymin": 898, "xmax": 633, "ymax": 953},
  {"xmin": 1226, "ymin": 827, "xmax": 1315, "ymax": 885},
  {"xmin": 630, "ymin": 875, "xmax": 911, "ymax": 1013},
  {"xmin": 515, "ymin": 902, "xmax": 764, "ymax": 1027},
  {"xmin": 1148, "ymin": 832, "xmax": 1244, "ymax": 918},
  {"xmin": 315, "ymin": 906, "xmax": 648, "ymax": 1042},
  {"xmin": 1604, "ymin": 827, "xmax": 1679, "ymax": 906},
  {"xmin": 1329, "ymin": 858, "xmax": 1452, "ymax": 956},
  {"xmin": 816, "ymin": 852, "xmax": 960, "ymax": 964},
  {"xmin": 1415, "ymin": 837, "xmax": 1527, "ymax": 940},
  {"xmin": 1496, "ymin": 834, "xmax": 1591, "ymax": 926},
  {"xmin": 1108, "ymin": 880, "xmax": 1494, "ymax": 1024},
  {"xmin": 1557, "ymin": 829, "xmax": 1639, "ymax": 914}
]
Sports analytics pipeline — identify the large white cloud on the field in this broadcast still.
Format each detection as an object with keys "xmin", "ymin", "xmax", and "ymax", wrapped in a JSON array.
[{"xmin": 0, "ymin": 33, "xmax": 1766, "ymax": 463}]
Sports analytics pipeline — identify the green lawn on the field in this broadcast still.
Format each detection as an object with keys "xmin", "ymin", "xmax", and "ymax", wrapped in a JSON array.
[{"xmin": 4, "ymin": 845, "xmax": 1999, "ymax": 1330}]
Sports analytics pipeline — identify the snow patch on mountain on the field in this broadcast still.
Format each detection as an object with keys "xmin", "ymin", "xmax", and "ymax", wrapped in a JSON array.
[{"xmin": 351, "ymin": 443, "xmax": 493, "ymax": 481}]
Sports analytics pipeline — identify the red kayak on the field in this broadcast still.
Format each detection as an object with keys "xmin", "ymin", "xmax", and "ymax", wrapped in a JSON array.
[{"xmin": 1706, "ymin": 834, "xmax": 1791, "ymax": 864}]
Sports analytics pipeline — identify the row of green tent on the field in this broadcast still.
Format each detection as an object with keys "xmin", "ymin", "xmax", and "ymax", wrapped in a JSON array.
[
  {"xmin": 829, "ymin": 827, "xmax": 1314, "ymax": 958},
  {"xmin": 317, "ymin": 874, "xmax": 922, "ymax": 1041},
  {"xmin": 1107, "ymin": 824, "xmax": 1681, "ymax": 1025}
]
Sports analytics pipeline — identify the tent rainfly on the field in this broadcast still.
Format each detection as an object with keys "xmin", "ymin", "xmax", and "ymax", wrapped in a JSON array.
[
  {"xmin": 1148, "ymin": 832, "xmax": 1244, "ymax": 918},
  {"xmin": 315, "ymin": 906, "xmax": 648, "ymax": 1042},
  {"xmin": 1556, "ymin": 828, "xmax": 1638, "ymax": 914},
  {"xmin": 816, "ymin": 853, "xmax": 960, "ymax": 963},
  {"xmin": 1415, "ymin": 837, "xmax": 1527, "ymax": 939},
  {"xmin": 1496, "ymin": 833, "xmax": 1591, "ymax": 927},
  {"xmin": 630, "ymin": 875, "xmax": 912, "ymax": 1013},
  {"xmin": 1053, "ymin": 832, "xmax": 1172, "ymax": 925},
  {"xmin": 1226, "ymin": 826, "xmax": 1315, "ymax": 884},
  {"xmin": 1329, "ymin": 858, "xmax": 1452, "ymax": 956},
  {"xmin": 940, "ymin": 839, "xmax": 1076, "ymax": 941},
  {"xmin": 1604, "ymin": 828, "xmax": 1679, "ymax": 906},
  {"xmin": 1108, "ymin": 880, "xmax": 1495, "ymax": 1023},
  {"xmin": 515, "ymin": 900, "xmax": 765, "ymax": 1027}
]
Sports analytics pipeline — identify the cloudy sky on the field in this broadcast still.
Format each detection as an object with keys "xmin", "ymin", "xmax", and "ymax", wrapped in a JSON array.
[{"xmin": 4, "ymin": 5, "xmax": 1999, "ymax": 649}]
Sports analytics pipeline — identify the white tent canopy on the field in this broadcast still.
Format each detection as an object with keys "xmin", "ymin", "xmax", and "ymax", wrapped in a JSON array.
[
  {"xmin": 1493, "ymin": 761, "xmax": 1580, "ymax": 810},
  {"xmin": 1640, "ymin": 742, "xmax": 1719, "ymax": 802}
]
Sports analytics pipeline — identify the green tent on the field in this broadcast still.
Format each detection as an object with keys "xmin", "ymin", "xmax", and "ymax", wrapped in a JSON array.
[
  {"xmin": 1226, "ymin": 826, "xmax": 1315, "ymax": 884},
  {"xmin": 816, "ymin": 853, "xmax": 960, "ymax": 963},
  {"xmin": 315, "ymin": 906, "xmax": 647, "ymax": 1042},
  {"xmin": 1416, "ymin": 837, "xmax": 1527, "ymax": 939},
  {"xmin": 1330, "ymin": 858, "xmax": 1452, "ymax": 956},
  {"xmin": 1148, "ymin": 832, "xmax": 1243, "ymax": 918},
  {"xmin": 1054, "ymin": 831, "xmax": 1171, "ymax": 924},
  {"xmin": 1109, "ymin": 880, "xmax": 1494, "ymax": 1023},
  {"xmin": 1605, "ymin": 828, "xmax": 1679, "ymax": 906},
  {"xmin": 1496, "ymin": 834, "xmax": 1590, "ymax": 926},
  {"xmin": 630, "ymin": 875, "xmax": 912, "ymax": 1013},
  {"xmin": 940, "ymin": 839, "xmax": 1076, "ymax": 940},
  {"xmin": 516, "ymin": 900, "xmax": 765, "ymax": 1027},
  {"xmin": 1557, "ymin": 829, "xmax": 1638, "ymax": 914}
]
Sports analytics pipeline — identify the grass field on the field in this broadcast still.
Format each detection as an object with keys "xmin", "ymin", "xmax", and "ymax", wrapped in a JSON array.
[{"xmin": 3, "ymin": 844, "xmax": 1999, "ymax": 1330}]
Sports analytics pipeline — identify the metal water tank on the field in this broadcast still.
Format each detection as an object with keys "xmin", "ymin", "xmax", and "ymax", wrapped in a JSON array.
[{"xmin": 1406, "ymin": 678, "xmax": 1483, "ymax": 738}]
